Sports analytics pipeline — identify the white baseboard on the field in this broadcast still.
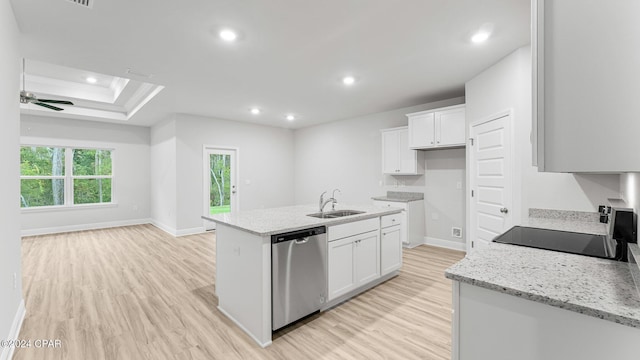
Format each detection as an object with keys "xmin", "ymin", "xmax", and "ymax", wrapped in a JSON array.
[
  {"xmin": 424, "ymin": 236, "xmax": 467, "ymax": 252},
  {"xmin": 217, "ymin": 306, "xmax": 271, "ymax": 348},
  {"xmin": 1, "ymin": 299, "xmax": 26, "ymax": 360},
  {"xmin": 176, "ymin": 226, "xmax": 206, "ymax": 237},
  {"xmin": 151, "ymin": 220, "xmax": 206, "ymax": 237},
  {"xmin": 21, "ymin": 218, "xmax": 151, "ymax": 237},
  {"xmin": 150, "ymin": 220, "xmax": 177, "ymax": 236}
]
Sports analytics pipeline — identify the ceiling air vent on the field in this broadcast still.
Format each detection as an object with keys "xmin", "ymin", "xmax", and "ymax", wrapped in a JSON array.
[{"xmin": 66, "ymin": 0, "xmax": 93, "ymax": 9}]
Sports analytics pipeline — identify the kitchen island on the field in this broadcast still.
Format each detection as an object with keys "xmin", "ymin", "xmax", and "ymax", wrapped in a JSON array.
[
  {"xmin": 446, "ymin": 221, "xmax": 640, "ymax": 359},
  {"xmin": 203, "ymin": 204, "xmax": 403, "ymax": 347}
]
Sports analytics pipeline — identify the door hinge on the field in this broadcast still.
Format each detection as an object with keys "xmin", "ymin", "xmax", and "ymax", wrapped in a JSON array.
[
  {"xmin": 469, "ymin": 138, "xmax": 474, "ymax": 146},
  {"xmin": 471, "ymin": 241, "xmax": 474, "ymax": 248},
  {"xmin": 471, "ymin": 190, "xmax": 474, "ymax": 197}
]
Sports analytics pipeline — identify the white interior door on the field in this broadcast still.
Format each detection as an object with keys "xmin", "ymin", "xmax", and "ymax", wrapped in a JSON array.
[
  {"xmin": 203, "ymin": 147, "xmax": 238, "ymax": 230},
  {"xmin": 469, "ymin": 112, "xmax": 512, "ymax": 252}
]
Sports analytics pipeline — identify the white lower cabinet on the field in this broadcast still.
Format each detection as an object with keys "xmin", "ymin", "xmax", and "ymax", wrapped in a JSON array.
[
  {"xmin": 327, "ymin": 236, "xmax": 356, "ymax": 300},
  {"xmin": 327, "ymin": 229, "xmax": 380, "ymax": 301},
  {"xmin": 380, "ymin": 224, "xmax": 402, "ymax": 276},
  {"xmin": 354, "ymin": 232, "xmax": 380, "ymax": 286},
  {"xmin": 373, "ymin": 200, "xmax": 425, "ymax": 248}
]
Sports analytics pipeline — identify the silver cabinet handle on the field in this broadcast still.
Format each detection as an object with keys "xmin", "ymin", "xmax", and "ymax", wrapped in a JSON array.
[{"xmin": 500, "ymin": 208, "xmax": 509, "ymax": 214}]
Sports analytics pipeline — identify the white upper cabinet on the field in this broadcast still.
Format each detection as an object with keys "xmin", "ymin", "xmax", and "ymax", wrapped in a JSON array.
[
  {"xmin": 407, "ymin": 105, "xmax": 466, "ymax": 149},
  {"xmin": 533, "ymin": 0, "xmax": 640, "ymax": 172},
  {"xmin": 408, "ymin": 113, "xmax": 435, "ymax": 148},
  {"xmin": 381, "ymin": 126, "xmax": 423, "ymax": 175}
]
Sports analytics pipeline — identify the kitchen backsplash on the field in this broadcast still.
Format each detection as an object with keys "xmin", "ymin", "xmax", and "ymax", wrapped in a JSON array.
[{"xmin": 528, "ymin": 208, "xmax": 600, "ymax": 223}]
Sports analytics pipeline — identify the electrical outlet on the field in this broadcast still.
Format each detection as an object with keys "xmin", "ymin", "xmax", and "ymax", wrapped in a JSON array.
[
  {"xmin": 452, "ymin": 227, "xmax": 463, "ymax": 238},
  {"xmin": 456, "ymin": 181, "xmax": 462, "ymax": 190}
]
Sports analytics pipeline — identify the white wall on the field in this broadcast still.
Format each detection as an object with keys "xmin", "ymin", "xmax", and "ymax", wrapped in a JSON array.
[
  {"xmin": 424, "ymin": 149, "xmax": 466, "ymax": 242},
  {"xmin": 293, "ymin": 97, "xmax": 466, "ymax": 245},
  {"xmin": 0, "ymin": 1, "xmax": 24, "ymax": 356},
  {"xmin": 465, "ymin": 45, "xmax": 619, "ymax": 243},
  {"xmin": 150, "ymin": 117, "xmax": 177, "ymax": 233},
  {"xmin": 20, "ymin": 116, "xmax": 151, "ymax": 235},
  {"xmin": 172, "ymin": 114, "xmax": 295, "ymax": 234}
]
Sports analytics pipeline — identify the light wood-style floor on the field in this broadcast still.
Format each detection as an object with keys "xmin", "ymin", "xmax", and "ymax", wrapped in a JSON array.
[{"xmin": 14, "ymin": 224, "xmax": 465, "ymax": 360}]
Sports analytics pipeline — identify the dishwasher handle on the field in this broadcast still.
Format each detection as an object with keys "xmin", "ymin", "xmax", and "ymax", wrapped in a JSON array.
[
  {"xmin": 294, "ymin": 237, "xmax": 310, "ymax": 245},
  {"xmin": 272, "ymin": 226, "xmax": 326, "ymax": 244}
]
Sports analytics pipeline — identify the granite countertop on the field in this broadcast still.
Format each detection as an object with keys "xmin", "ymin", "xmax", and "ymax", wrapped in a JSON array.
[
  {"xmin": 523, "ymin": 217, "xmax": 607, "ymax": 235},
  {"xmin": 445, "ymin": 208, "xmax": 640, "ymax": 329},
  {"xmin": 371, "ymin": 191, "xmax": 424, "ymax": 203},
  {"xmin": 202, "ymin": 203, "xmax": 402, "ymax": 236},
  {"xmin": 446, "ymin": 243, "xmax": 640, "ymax": 328},
  {"xmin": 523, "ymin": 208, "xmax": 607, "ymax": 235}
]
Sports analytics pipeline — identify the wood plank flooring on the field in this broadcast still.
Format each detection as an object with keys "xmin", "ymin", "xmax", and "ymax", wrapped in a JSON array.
[{"xmin": 14, "ymin": 224, "xmax": 465, "ymax": 360}]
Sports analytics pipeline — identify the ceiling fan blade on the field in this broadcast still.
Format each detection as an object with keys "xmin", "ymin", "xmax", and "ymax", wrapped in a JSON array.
[
  {"xmin": 36, "ymin": 99, "xmax": 74, "ymax": 105},
  {"xmin": 34, "ymin": 102, "xmax": 64, "ymax": 111}
]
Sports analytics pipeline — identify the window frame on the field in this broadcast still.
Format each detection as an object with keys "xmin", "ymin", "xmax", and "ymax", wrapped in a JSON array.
[{"xmin": 20, "ymin": 138, "xmax": 116, "ymax": 212}]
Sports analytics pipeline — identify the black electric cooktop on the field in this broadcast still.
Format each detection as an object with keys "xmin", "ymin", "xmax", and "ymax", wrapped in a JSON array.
[{"xmin": 493, "ymin": 226, "xmax": 626, "ymax": 261}]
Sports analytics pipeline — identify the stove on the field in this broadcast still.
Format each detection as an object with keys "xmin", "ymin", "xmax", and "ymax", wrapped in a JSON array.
[{"xmin": 493, "ymin": 226, "xmax": 628, "ymax": 262}]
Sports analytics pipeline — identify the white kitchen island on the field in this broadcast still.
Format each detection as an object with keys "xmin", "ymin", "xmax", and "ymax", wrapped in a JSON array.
[{"xmin": 203, "ymin": 204, "xmax": 403, "ymax": 347}]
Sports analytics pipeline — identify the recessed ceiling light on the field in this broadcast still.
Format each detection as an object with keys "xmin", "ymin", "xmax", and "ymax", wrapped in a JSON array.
[
  {"xmin": 219, "ymin": 29, "xmax": 238, "ymax": 42},
  {"xmin": 471, "ymin": 31, "xmax": 490, "ymax": 43},
  {"xmin": 286, "ymin": 114, "xmax": 295, "ymax": 121},
  {"xmin": 250, "ymin": 108, "xmax": 261, "ymax": 115},
  {"xmin": 342, "ymin": 76, "xmax": 356, "ymax": 86},
  {"xmin": 86, "ymin": 77, "xmax": 97, "ymax": 84}
]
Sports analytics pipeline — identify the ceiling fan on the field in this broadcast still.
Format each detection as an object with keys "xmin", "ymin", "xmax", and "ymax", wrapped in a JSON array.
[{"xmin": 20, "ymin": 58, "xmax": 74, "ymax": 111}]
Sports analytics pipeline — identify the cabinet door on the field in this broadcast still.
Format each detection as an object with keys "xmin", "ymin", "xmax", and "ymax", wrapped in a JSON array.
[
  {"xmin": 437, "ymin": 107, "xmax": 466, "ymax": 147},
  {"xmin": 381, "ymin": 225, "xmax": 402, "ymax": 275},
  {"xmin": 327, "ymin": 237, "xmax": 355, "ymax": 300},
  {"xmin": 398, "ymin": 129, "xmax": 418, "ymax": 173},
  {"xmin": 534, "ymin": 0, "xmax": 640, "ymax": 172},
  {"xmin": 381, "ymin": 130, "xmax": 400, "ymax": 174},
  {"xmin": 354, "ymin": 231, "xmax": 380, "ymax": 287},
  {"xmin": 408, "ymin": 113, "xmax": 435, "ymax": 149}
]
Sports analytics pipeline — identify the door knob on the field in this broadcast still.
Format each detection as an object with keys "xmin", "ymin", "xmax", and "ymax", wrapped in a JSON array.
[{"xmin": 500, "ymin": 208, "xmax": 509, "ymax": 214}]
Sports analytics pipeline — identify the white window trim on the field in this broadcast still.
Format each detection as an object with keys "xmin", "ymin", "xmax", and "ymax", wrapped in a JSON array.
[{"xmin": 20, "ymin": 139, "xmax": 117, "ymax": 211}]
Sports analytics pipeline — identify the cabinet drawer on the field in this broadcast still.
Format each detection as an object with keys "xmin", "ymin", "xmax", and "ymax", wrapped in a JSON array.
[
  {"xmin": 381, "ymin": 213, "xmax": 403, "ymax": 228},
  {"xmin": 373, "ymin": 200, "xmax": 408, "ymax": 210},
  {"xmin": 328, "ymin": 218, "xmax": 379, "ymax": 242}
]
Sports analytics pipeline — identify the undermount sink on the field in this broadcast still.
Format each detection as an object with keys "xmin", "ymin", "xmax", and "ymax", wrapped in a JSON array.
[{"xmin": 307, "ymin": 210, "xmax": 365, "ymax": 219}]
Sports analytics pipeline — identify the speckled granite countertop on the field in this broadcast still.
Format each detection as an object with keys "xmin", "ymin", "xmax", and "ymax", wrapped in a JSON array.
[
  {"xmin": 523, "ymin": 208, "xmax": 607, "ymax": 235},
  {"xmin": 446, "ymin": 243, "xmax": 640, "ymax": 328},
  {"xmin": 202, "ymin": 204, "xmax": 402, "ymax": 236},
  {"xmin": 523, "ymin": 217, "xmax": 608, "ymax": 235},
  {"xmin": 446, "ymin": 208, "xmax": 640, "ymax": 328},
  {"xmin": 371, "ymin": 191, "xmax": 424, "ymax": 203}
]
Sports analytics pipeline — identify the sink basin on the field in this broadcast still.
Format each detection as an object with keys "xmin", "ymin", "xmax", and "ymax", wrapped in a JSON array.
[{"xmin": 307, "ymin": 210, "xmax": 365, "ymax": 219}]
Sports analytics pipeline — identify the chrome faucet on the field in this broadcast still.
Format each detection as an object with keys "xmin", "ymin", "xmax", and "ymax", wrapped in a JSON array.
[
  {"xmin": 319, "ymin": 191, "xmax": 335, "ymax": 212},
  {"xmin": 318, "ymin": 191, "xmax": 327, "ymax": 212},
  {"xmin": 331, "ymin": 188, "xmax": 341, "ymax": 211},
  {"xmin": 319, "ymin": 189, "xmax": 341, "ymax": 212}
]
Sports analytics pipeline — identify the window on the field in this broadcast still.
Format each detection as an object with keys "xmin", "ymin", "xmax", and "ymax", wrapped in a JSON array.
[
  {"xmin": 20, "ymin": 146, "xmax": 113, "ymax": 209},
  {"xmin": 72, "ymin": 149, "xmax": 112, "ymax": 205}
]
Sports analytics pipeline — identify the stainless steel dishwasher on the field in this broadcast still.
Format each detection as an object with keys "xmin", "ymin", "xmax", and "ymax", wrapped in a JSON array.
[{"xmin": 272, "ymin": 226, "xmax": 327, "ymax": 331}]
